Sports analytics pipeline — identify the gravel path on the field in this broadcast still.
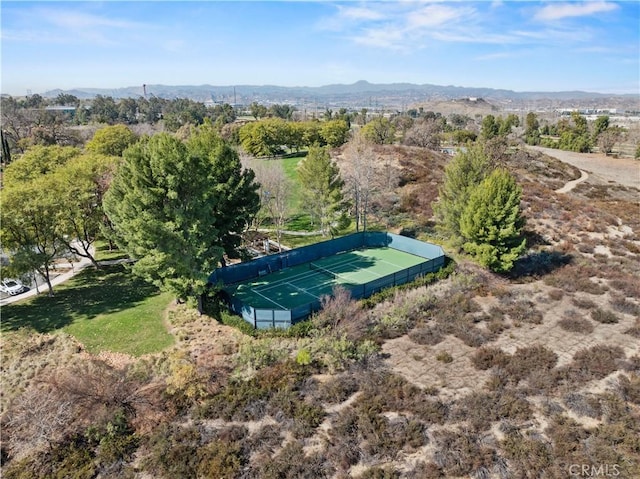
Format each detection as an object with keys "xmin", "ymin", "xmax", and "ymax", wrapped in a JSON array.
[{"xmin": 528, "ymin": 145, "xmax": 640, "ymax": 189}]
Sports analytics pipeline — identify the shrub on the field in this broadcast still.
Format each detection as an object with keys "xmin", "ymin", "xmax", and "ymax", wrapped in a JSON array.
[
  {"xmin": 500, "ymin": 298, "xmax": 543, "ymax": 324},
  {"xmin": 315, "ymin": 286, "xmax": 363, "ymax": 332},
  {"xmin": 572, "ymin": 297, "xmax": 597, "ymax": 309},
  {"xmin": 564, "ymin": 392, "xmax": 602, "ymax": 419},
  {"xmin": 569, "ymin": 345, "xmax": 625, "ymax": 381},
  {"xmin": 590, "ymin": 308, "xmax": 620, "ymax": 324},
  {"xmin": 196, "ymin": 440, "xmax": 244, "ymax": 479},
  {"xmin": 235, "ymin": 338, "xmax": 289, "ymax": 373},
  {"xmin": 314, "ymin": 373, "xmax": 359, "ymax": 405},
  {"xmin": 359, "ymin": 466, "xmax": 400, "ymax": 478},
  {"xmin": 452, "ymin": 322, "xmax": 491, "ymax": 347},
  {"xmin": 548, "ymin": 289, "xmax": 564, "ymax": 301},
  {"xmin": 615, "ymin": 374, "xmax": 640, "ymax": 405},
  {"xmin": 409, "ymin": 325, "xmax": 444, "ymax": 345},
  {"xmin": 609, "ymin": 294, "xmax": 640, "ymax": 316},
  {"xmin": 626, "ymin": 319, "xmax": 640, "ymax": 338},
  {"xmin": 432, "ymin": 429, "xmax": 500, "ymax": 477},
  {"xmin": 452, "ymin": 390, "xmax": 532, "ymax": 431},
  {"xmin": 143, "ymin": 423, "xmax": 201, "ymax": 478},
  {"xmin": 501, "ymin": 431, "xmax": 552, "ymax": 478},
  {"xmin": 472, "ymin": 346, "xmax": 509, "ymax": 370},
  {"xmin": 558, "ymin": 311, "xmax": 594, "ymax": 333},
  {"xmin": 254, "ymin": 439, "xmax": 333, "ymax": 479},
  {"xmin": 505, "ymin": 345, "xmax": 558, "ymax": 384},
  {"xmin": 436, "ymin": 351, "xmax": 453, "ymax": 363},
  {"xmin": 406, "ymin": 462, "xmax": 444, "ymax": 478},
  {"xmin": 244, "ymin": 424, "xmax": 282, "ymax": 456}
]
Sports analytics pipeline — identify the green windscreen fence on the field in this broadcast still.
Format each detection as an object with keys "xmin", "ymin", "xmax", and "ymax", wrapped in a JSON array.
[{"xmin": 210, "ymin": 232, "xmax": 445, "ymax": 329}]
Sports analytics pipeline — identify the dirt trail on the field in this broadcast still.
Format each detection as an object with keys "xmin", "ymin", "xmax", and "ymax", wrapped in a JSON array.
[
  {"xmin": 555, "ymin": 169, "xmax": 589, "ymax": 193},
  {"xmin": 528, "ymin": 145, "xmax": 640, "ymax": 189}
]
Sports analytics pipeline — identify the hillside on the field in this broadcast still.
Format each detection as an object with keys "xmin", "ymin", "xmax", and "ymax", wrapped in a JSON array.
[
  {"xmin": 40, "ymin": 81, "xmax": 638, "ymax": 111},
  {"xmin": 2, "ymin": 144, "xmax": 639, "ymax": 478}
]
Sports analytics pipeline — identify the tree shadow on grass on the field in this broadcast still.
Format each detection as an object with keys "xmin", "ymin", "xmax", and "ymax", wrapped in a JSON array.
[{"xmin": 1, "ymin": 264, "xmax": 160, "ymax": 333}]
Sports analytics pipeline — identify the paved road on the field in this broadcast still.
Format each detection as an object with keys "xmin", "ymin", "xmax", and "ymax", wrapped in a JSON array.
[{"xmin": 528, "ymin": 146, "xmax": 640, "ymax": 189}]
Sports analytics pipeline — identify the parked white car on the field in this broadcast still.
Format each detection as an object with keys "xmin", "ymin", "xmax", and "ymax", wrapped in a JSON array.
[{"xmin": 1, "ymin": 278, "xmax": 25, "ymax": 295}]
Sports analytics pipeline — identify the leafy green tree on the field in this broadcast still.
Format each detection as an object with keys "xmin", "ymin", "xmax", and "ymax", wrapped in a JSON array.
[
  {"xmin": 239, "ymin": 119, "xmax": 287, "ymax": 157},
  {"xmin": 53, "ymin": 153, "xmax": 117, "ymax": 268},
  {"xmin": 320, "ymin": 119, "xmax": 350, "ymax": 147},
  {"xmin": 117, "ymin": 98, "xmax": 139, "ymax": 124},
  {"xmin": 269, "ymin": 104, "xmax": 295, "ymax": 120},
  {"xmin": 249, "ymin": 102, "xmax": 268, "ymax": 120},
  {"xmin": 524, "ymin": 112, "xmax": 540, "ymax": 145},
  {"xmin": 86, "ymin": 125, "xmax": 138, "ymax": 156},
  {"xmin": 103, "ymin": 129, "xmax": 259, "ymax": 310},
  {"xmin": 163, "ymin": 98, "xmax": 207, "ymax": 131},
  {"xmin": 55, "ymin": 93, "xmax": 79, "ymax": 106},
  {"xmin": 302, "ymin": 121, "xmax": 323, "ymax": 146},
  {"xmin": 1, "ymin": 177, "xmax": 63, "ymax": 296},
  {"xmin": 210, "ymin": 103, "xmax": 236, "ymax": 126},
  {"xmin": 499, "ymin": 114, "xmax": 519, "ymax": 136},
  {"xmin": 459, "ymin": 169, "xmax": 526, "ymax": 272},
  {"xmin": 481, "ymin": 115, "xmax": 499, "ymax": 140},
  {"xmin": 188, "ymin": 126, "xmax": 260, "ymax": 259},
  {"xmin": 452, "ymin": 129, "xmax": 477, "ymax": 145},
  {"xmin": 593, "ymin": 115, "xmax": 609, "ymax": 140},
  {"xmin": 361, "ymin": 116, "xmax": 395, "ymax": 145},
  {"xmin": 433, "ymin": 144, "xmax": 494, "ymax": 244},
  {"xmin": 298, "ymin": 146, "xmax": 347, "ymax": 236},
  {"xmin": 3, "ymin": 144, "xmax": 80, "ymax": 184},
  {"xmin": 90, "ymin": 95, "xmax": 119, "ymax": 124}
]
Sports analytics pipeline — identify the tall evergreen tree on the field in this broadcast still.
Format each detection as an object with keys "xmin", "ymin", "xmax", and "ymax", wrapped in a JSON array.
[
  {"xmin": 459, "ymin": 169, "xmax": 526, "ymax": 273},
  {"xmin": 298, "ymin": 146, "xmax": 347, "ymax": 237},
  {"xmin": 103, "ymin": 130, "xmax": 259, "ymax": 311},
  {"xmin": 433, "ymin": 144, "xmax": 494, "ymax": 244}
]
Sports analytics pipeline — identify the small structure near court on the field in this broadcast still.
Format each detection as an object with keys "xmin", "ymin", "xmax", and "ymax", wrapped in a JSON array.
[{"xmin": 209, "ymin": 232, "xmax": 445, "ymax": 329}]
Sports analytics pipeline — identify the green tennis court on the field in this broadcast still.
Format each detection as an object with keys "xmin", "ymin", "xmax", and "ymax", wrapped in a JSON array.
[{"xmin": 225, "ymin": 247, "xmax": 429, "ymax": 310}]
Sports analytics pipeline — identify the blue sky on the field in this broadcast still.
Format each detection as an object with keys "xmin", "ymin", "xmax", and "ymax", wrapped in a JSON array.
[{"xmin": 1, "ymin": 1, "xmax": 638, "ymax": 95}]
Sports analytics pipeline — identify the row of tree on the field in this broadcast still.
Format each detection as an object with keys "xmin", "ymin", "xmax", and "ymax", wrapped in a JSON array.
[
  {"xmin": 1, "ymin": 124, "xmax": 261, "ymax": 310},
  {"xmin": 239, "ymin": 118, "xmax": 350, "ymax": 156},
  {"xmin": 1, "ymin": 146, "xmax": 116, "ymax": 294},
  {"xmin": 524, "ymin": 112, "xmax": 625, "ymax": 155}
]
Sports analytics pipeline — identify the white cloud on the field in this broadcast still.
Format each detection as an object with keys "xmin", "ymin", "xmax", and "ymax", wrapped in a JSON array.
[
  {"xmin": 534, "ymin": 1, "xmax": 619, "ymax": 21},
  {"xmin": 338, "ymin": 6, "xmax": 385, "ymax": 21},
  {"xmin": 44, "ymin": 10, "xmax": 143, "ymax": 30},
  {"xmin": 475, "ymin": 51, "xmax": 514, "ymax": 61},
  {"xmin": 406, "ymin": 4, "xmax": 466, "ymax": 29}
]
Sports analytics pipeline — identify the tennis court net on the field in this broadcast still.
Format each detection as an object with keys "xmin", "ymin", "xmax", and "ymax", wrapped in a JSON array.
[{"xmin": 309, "ymin": 262, "xmax": 343, "ymax": 281}]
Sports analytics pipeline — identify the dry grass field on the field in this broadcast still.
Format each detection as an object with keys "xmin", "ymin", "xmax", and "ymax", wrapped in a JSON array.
[{"xmin": 1, "ymin": 143, "xmax": 639, "ymax": 478}]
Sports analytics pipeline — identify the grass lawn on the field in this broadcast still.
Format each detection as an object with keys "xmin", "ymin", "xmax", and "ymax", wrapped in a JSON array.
[
  {"xmin": 2, "ymin": 264, "xmax": 174, "ymax": 356},
  {"xmin": 94, "ymin": 239, "xmax": 130, "ymax": 262}
]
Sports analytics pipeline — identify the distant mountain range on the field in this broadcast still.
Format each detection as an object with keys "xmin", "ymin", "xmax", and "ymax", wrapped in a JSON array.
[{"xmin": 42, "ymin": 80, "xmax": 637, "ymax": 110}]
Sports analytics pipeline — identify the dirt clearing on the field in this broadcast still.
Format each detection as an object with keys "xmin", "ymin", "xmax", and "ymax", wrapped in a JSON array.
[{"xmin": 527, "ymin": 145, "xmax": 640, "ymax": 189}]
